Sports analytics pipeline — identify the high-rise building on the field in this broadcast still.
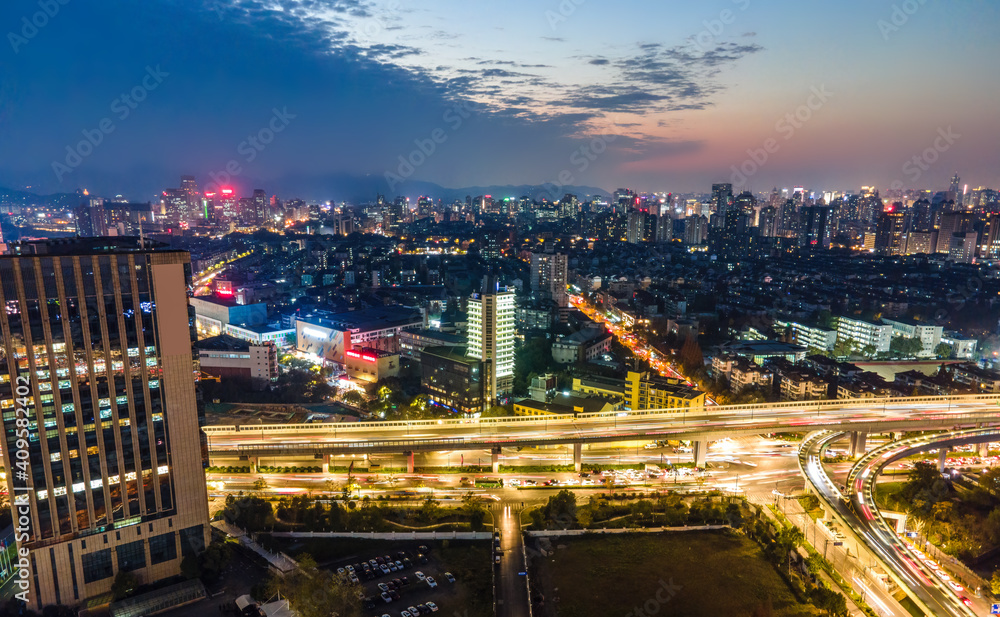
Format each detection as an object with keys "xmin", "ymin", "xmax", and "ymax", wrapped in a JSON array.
[
  {"xmin": 74, "ymin": 198, "xmax": 108, "ymax": 237},
  {"xmin": 655, "ymin": 212, "xmax": 673, "ymax": 243},
  {"xmin": 467, "ymin": 277, "xmax": 515, "ymax": 403},
  {"xmin": 935, "ymin": 212, "xmax": 974, "ymax": 253},
  {"xmin": 683, "ymin": 215, "xmax": 708, "ymax": 245},
  {"xmin": 711, "ymin": 183, "xmax": 733, "ymax": 227},
  {"xmin": 0, "ymin": 238, "xmax": 209, "ymax": 609},
  {"xmin": 626, "ymin": 210, "xmax": 646, "ymax": 244},
  {"xmin": 776, "ymin": 198, "xmax": 799, "ymax": 237},
  {"xmin": 238, "ymin": 189, "xmax": 269, "ymax": 227},
  {"xmin": 529, "ymin": 252, "xmax": 568, "ymax": 307},
  {"xmin": 217, "ymin": 188, "xmax": 238, "ymax": 223},
  {"xmin": 180, "ymin": 175, "xmax": 200, "ymax": 221},
  {"xmin": 875, "ymin": 208, "xmax": 908, "ymax": 255},
  {"xmin": 949, "ymin": 232, "xmax": 978, "ymax": 264},
  {"xmin": 757, "ymin": 205, "xmax": 777, "ymax": 237},
  {"xmin": 799, "ymin": 205, "xmax": 834, "ymax": 249},
  {"xmin": 160, "ymin": 189, "xmax": 188, "ymax": 225},
  {"xmin": 718, "ymin": 207, "xmax": 753, "ymax": 261},
  {"xmin": 949, "ymin": 172, "xmax": 961, "ymax": 197}
]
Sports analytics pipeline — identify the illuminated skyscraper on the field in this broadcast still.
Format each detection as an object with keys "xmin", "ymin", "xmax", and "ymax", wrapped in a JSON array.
[
  {"xmin": 467, "ymin": 277, "xmax": 515, "ymax": 403},
  {"xmin": 0, "ymin": 238, "xmax": 209, "ymax": 609}
]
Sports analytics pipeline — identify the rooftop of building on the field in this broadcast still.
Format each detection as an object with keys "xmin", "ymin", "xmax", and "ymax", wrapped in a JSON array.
[
  {"xmin": 402, "ymin": 328, "xmax": 465, "ymax": 344},
  {"xmin": 194, "ymin": 334, "xmax": 254, "ymax": 352},
  {"xmin": 348, "ymin": 347, "xmax": 397, "ymax": 359},
  {"xmin": 515, "ymin": 394, "xmax": 615, "ymax": 415},
  {"xmin": 557, "ymin": 326, "xmax": 611, "ymax": 345},
  {"xmin": 948, "ymin": 362, "xmax": 1000, "ymax": 380},
  {"xmin": 299, "ymin": 305, "xmax": 422, "ymax": 332},
  {"xmin": 720, "ymin": 340, "xmax": 807, "ymax": 356},
  {"xmin": 421, "ymin": 345, "xmax": 478, "ymax": 365},
  {"xmin": 4, "ymin": 236, "xmax": 180, "ymax": 257},
  {"xmin": 574, "ymin": 374, "xmax": 627, "ymax": 395},
  {"xmin": 191, "ymin": 294, "xmax": 262, "ymax": 308},
  {"xmin": 226, "ymin": 322, "xmax": 295, "ymax": 334}
]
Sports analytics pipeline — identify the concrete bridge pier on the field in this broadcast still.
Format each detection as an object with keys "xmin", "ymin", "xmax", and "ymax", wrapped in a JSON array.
[
  {"xmin": 849, "ymin": 431, "xmax": 868, "ymax": 457},
  {"xmin": 405, "ymin": 451, "xmax": 415, "ymax": 474},
  {"xmin": 693, "ymin": 440, "xmax": 708, "ymax": 469},
  {"xmin": 979, "ymin": 441, "xmax": 989, "ymax": 457},
  {"xmin": 491, "ymin": 447, "xmax": 502, "ymax": 474},
  {"xmin": 573, "ymin": 443, "xmax": 583, "ymax": 473},
  {"xmin": 939, "ymin": 448, "xmax": 948, "ymax": 472},
  {"xmin": 249, "ymin": 457, "xmax": 258, "ymax": 473}
]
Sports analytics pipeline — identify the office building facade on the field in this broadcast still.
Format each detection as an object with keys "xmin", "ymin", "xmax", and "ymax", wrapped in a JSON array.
[
  {"xmin": 467, "ymin": 278, "xmax": 515, "ymax": 402},
  {"xmin": 0, "ymin": 238, "xmax": 209, "ymax": 609}
]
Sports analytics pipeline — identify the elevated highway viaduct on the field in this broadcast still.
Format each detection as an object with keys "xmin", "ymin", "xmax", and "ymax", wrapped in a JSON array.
[{"xmin": 203, "ymin": 394, "xmax": 1000, "ymax": 473}]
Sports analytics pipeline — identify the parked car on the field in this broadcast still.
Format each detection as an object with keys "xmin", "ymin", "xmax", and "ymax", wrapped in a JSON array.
[
  {"xmin": 425, "ymin": 601, "xmax": 439, "ymax": 613},
  {"xmin": 444, "ymin": 572, "xmax": 455, "ymax": 583},
  {"xmin": 414, "ymin": 571, "xmax": 426, "ymax": 581},
  {"xmin": 426, "ymin": 577, "xmax": 437, "ymax": 588}
]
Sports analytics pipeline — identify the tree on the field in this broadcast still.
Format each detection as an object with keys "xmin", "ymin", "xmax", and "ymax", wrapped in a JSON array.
[
  {"xmin": 935, "ymin": 342, "xmax": 954, "ymax": 359},
  {"xmin": 810, "ymin": 586, "xmax": 848, "ymax": 617},
  {"xmin": 199, "ymin": 541, "xmax": 232, "ymax": 584},
  {"xmin": 679, "ymin": 336, "xmax": 703, "ymax": 373},
  {"xmin": 513, "ymin": 337, "xmax": 555, "ymax": 395},
  {"xmin": 889, "ymin": 336, "xmax": 922, "ymax": 359},
  {"xmin": 462, "ymin": 493, "xmax": 488, "ymax": 531},
  {"xmin": 543, "ymin": 489, "xmax": 578, "ymax": 528},
  {"xmin": 111, "ymin": 570, "xmax": 140, "ymax": 600},
  {"xmin": 991, "ymin": 569, "xmax": 1000, "ymax": 596},
  {"xmin": 263, "ymin": 553, "xmax": 362, "ymax": 617},
  {"xmin": 341, "ymin": 390, "xmax": 365, "ymax": 407},
  {"xmin": 725, "ymin": 502, "xmax": 745, "ymax": 529}
]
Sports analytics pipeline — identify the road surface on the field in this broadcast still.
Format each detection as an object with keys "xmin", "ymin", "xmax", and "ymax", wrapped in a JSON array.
[
  {"xmin": 492, "ymin": 501, "xmax": 530, "ymax": 617},
  {"xmin": 800, "ymin": 431, "xmax": 984, "ymax": 617}
]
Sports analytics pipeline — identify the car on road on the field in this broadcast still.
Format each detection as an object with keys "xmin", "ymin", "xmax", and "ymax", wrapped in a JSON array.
[
  {"xmin": 426, "ymin": 576, "xmax": 437, "ymax": 588},
  {"xmin": 947, "ymin": 580, "xmax": 963, "ymax": 592},
  {"xmin": 425, "ymin": 601, "xmax": 439, "ymax": 612},
  {"xmin": 414, "ymin": 571, "xmax": 426, "ymax": 581},
  {"xmin": 960, "ymin": 596, "xmax": 973, "ymax": 607},
  {"xmin": 418, "ymin": 554, "xmax": 429, "ymax": 564},
  {"xmin": 444, "ymin": 572, "xmax": 455, "ymax": 583}
]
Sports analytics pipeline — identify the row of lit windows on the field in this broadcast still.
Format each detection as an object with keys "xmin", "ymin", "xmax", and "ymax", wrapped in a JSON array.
[{"xmin": 37, "ymin": 465, "xmax": 169, "ymax": 501}]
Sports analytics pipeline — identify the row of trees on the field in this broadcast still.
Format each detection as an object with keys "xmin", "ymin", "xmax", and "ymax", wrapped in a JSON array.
[
  {"xmin": 223, "ymin": 493, "xmax": 489, "ymax": 534},
  {"xmin": 882, "ymin": 461, "xmax": 1000, "ymax": 560}
]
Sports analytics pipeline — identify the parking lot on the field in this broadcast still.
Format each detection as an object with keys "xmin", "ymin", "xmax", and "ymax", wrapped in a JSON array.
[{"xmin": 314, "ymin": 539, "xmax": 491, "ymax": 617}]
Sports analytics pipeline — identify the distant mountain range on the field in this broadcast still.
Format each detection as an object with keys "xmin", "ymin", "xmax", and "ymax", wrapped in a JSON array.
[{"xmin": 0, "ymin": 173, "xmax": 611, "ymax": 207}]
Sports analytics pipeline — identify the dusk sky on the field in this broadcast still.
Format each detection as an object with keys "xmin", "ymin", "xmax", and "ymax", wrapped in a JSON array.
[{"xmin": 2, "ymin": 0, "xmax": 998, "ymax": 200}]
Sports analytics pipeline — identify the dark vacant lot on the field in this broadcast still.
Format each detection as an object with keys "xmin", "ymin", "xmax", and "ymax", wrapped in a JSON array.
[{"xmin": 533, "ymin": 531, "xmax": 820, "ymax": 617}]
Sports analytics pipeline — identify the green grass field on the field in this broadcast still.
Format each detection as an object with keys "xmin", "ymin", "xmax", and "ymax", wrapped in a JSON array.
[{"xmin": 535, "ymin": 531, "xmax": 821, "ymax": 617}]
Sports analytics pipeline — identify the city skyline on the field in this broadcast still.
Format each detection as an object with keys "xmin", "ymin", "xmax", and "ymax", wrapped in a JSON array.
[{"xmin": 2, "ymin": 1, "xmax": 999, "ymax": 199}]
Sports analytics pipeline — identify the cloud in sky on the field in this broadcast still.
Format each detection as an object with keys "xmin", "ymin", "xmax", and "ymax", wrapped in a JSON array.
[{"xmin": 0, "ymin": 0, "xmax": 998, "ymax": 197}]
